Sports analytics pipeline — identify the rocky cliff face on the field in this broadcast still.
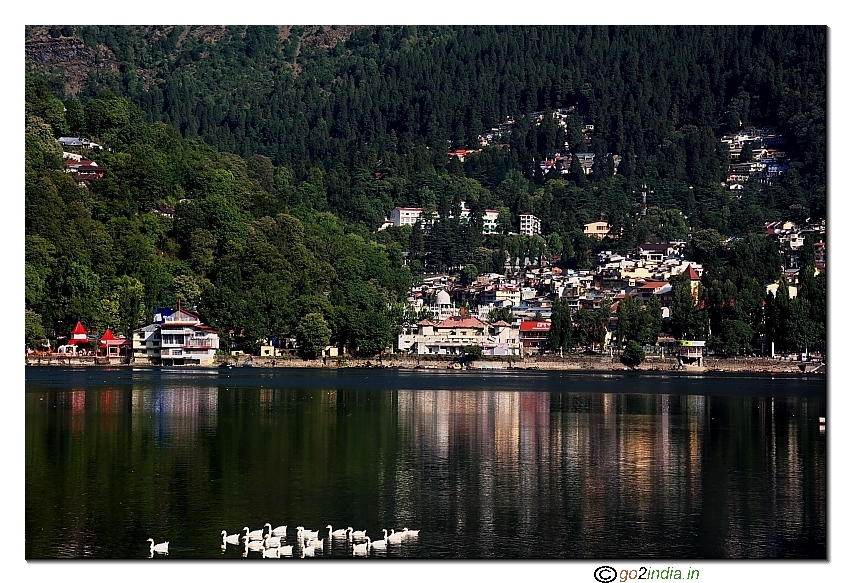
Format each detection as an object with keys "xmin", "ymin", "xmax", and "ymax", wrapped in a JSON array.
[{"xmin": 25, "ymin": 33, "xmax": 119, "ymax": 95}]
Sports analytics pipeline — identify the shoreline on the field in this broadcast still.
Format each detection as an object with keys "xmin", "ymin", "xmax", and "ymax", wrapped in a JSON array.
[{"xmin": 25, "ymin": 353, "xmax": 821, "ymax": 374}]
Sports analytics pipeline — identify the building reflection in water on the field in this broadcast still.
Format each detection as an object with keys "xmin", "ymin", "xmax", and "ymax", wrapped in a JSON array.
[
  {"xmin": 131, "ymin": 385, "xmax": 218, "ymax": 444},
  {"xmin": 391, "ymin": 388, "xmax": 823, "ymax": 557}
]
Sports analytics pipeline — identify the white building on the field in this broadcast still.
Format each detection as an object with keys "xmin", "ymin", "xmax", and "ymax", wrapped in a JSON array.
[
  {"xmin": 519, "ymin": 214, "xmax": 541, "ymax": 236},
  {"xmin": 133, "ymin": 308, "xmax": 220, "ymax": 366},
  {"xmin": 390, "ymin": 207, "xmax": 430, "ymax": 227},
  {"xmin": 388, "ymin": 202, "xmax": 500, "ymax": 235},
  {"xmin": 482, "ymin": 209, "xmax": 500, "ymax": 235},
  {"xmin": 397, "ymin": 315, "xmax": 521, "ymax": 356}
]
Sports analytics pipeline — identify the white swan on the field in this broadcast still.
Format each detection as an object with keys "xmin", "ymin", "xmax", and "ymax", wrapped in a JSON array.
[
  {"xmin": 280, "ymin": 545, "xmax": 293, "ymax": 556},
  {"xmin": 264, "ymin": 534, "xmax": 282, "ymax": 548},
  {"xmin": 402, "ymin": 527, "xmax": 420, "ymax": 539},
  {"xmin": 296, "ymin": 526, "xmax": 320, "ymax": 539},
  {"xmin": 349, "ymin": 527, "xmax": 368, "ymax": 541},
  {"xmin": 352, "ymin": 536, "xmax": 371, "ymax": 555},
  {"xmin": 370, "ymin": 529, "xmax": 388, "ymax": 551},
  {"xmin": 302, "ymin": 544, "xmax": 315, "ymax": 557},
  {"xmin": 244, "ymin": 525, "xmax": 266, "ymax": 541},
  {"xmin": 245, "ymin": 539, "xmax": 265, "ymax": 552},
  {"xmin": 221, "ymin": 530, "xmax": 241, "ymax": 545},
  {"xmin": 268, "ymin": 523, "xmax": 287, "ymax": 537},
  {"xmin": 147, "ymin": 538, "xmax": 169, "ymax": 554},
  {"xmin": 387, "ymin": 529, "xmax": 405, "ymax": 544},
  {"xmin": 262, "ymin": 546, "xmax": 281, "ymax": 558},
  {"xmin": 327, "ymin": 524, "xmax": 348, "ymax": 538},
  {"xmin": 307, "ymin": 538, "xmax": 324, "ymax": 552}
]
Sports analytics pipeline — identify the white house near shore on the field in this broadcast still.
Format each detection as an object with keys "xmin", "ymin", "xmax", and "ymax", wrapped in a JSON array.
[
  {"xmin": 397, "ymin": 314, "xmax": 521, "ymax": 356},
  {"xmin": 133, "ymin": 308, "xmax": 220, "ymax": 366}
]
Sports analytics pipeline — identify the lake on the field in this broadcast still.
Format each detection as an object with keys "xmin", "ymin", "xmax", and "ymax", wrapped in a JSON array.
[{"xmin": 25, "ymin": 366, "xmax": 826, "ymax": 559}]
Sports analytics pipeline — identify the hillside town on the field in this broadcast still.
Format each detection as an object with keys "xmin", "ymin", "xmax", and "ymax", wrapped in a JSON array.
[
  {"xmin": 29, "ymin": 118, "xmax": 824, "ymax": 372},
  {"xmin": 31, "ymin": 214, "xmax": 824, "ymax": 371}
]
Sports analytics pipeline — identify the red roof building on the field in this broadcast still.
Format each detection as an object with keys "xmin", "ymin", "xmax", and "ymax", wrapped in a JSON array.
[
  {"xmin": 435, "ymin": 316, "xmax": 487, "ymax": 330},
  {"xmin": 519, "ymin": 320, "xmax": 551, "ymax": 355},
  {"xmin": 68, "ymin": 321, "xmax": 89, "ymax": 345},
  {"xmin": 98, "ymin": 329, "xmax": 131, "ymax": 357}
]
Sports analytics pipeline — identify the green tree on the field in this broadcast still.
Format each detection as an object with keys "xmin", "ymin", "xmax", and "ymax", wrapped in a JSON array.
[
  {"xmin": 708, "ymin": 319, "xmax": 755, "ymax": 356},
  {"xmin": 487, "ymin": 306, "xmax": 514, "ymax": 324},
  {"xmin": 547, "ymin": 297, "xmax": 574, "ymax": 354},
  {"xmin": 461, "ymin": 344, "xmax": 483, "ymax": 361},
  {"xmin": 296, "ymin": 312, "xmax": 331, "ymax": 359},
  {"xmin": 616, "ymin": 295, "xmax": 642, "ymax": 347},
  {"xmin": 574, "ymin": 308, "xmax": 605, "ymax": 352},
  {"xmin": 25, "ymin": 309, "xmax": 47, "ymax": 350},
  {"xmin": 620, "ymin": 340, "xmax": 645, "ymax": 369},
  {"xmin": 643, "ymin": 295, "xmax": 663, "ymax": 346},
  {"xmin": 670, "ymin": 273, "xmax": 705, "ymax": 340}
]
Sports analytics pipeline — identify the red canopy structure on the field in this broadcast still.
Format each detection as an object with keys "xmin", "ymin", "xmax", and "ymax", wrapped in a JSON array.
[
  {"xmin": 98, "ymin": 329, "xmax": 130, "ymax": 357},
  {"xmin": 68, "ymin": 321, "xmax": 89, "ymax": 345}
]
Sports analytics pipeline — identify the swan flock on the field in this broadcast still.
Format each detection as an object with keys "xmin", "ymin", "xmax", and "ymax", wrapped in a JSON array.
[{"xmin": 150, "ymin": 522, "xmax": 420, "ymax": 557}]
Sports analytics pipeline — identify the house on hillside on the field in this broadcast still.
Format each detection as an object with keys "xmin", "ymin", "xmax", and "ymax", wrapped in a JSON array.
[
  {"xmin": 584, "ymin": 220, "xmax": 611, "ymax": 239},
  {"xmin": 519, "ymin": 213, "xmax": 542, "ymax": 236}
]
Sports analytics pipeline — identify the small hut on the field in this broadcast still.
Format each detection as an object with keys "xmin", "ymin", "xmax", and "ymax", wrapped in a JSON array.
[{"xmin": 677, "ymin": 340, "xmax": 706, "ymax": 367}]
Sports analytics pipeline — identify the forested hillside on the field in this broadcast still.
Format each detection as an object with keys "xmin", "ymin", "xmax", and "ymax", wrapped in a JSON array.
[
  {"xmin": 25, "ymin": 76, "xmax": 415, "ymax": 355},
  {"xmin": 24, "ymin": 25, "xmax": 826, "ymax": 355}
]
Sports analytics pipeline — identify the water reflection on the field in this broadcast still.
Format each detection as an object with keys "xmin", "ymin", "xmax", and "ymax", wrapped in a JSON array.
[
  {"xmin": 392, "ymin": 389, "xmax": 823, "ymax": 558},
  {"xmin": 26, "ymin": 370, "xmax": 825, "ymax": 559},
  {"xmin": 130, "ymin": 386, "xmax": 218, "ymax": 444}
]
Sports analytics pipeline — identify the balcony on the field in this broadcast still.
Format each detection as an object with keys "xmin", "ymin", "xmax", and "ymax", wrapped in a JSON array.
[
  {"xmin": 161, "ymin": 339, "xmax": 185, "ymax": 348},
  {"xmin": 183, "ymin": 339, "xmax": 214, "ymax": 350}
]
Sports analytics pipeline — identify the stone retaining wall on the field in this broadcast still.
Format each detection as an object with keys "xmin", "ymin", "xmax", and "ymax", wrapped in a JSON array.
[{"xmin": 26, "ymin": 353, "xmax": 811, "ymax": 374}]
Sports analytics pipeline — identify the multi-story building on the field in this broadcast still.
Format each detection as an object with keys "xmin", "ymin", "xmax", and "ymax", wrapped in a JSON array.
[
  {"xmin": 519, "ymin": 213, "xmax": 541, "ymax": 236},
  {"xmin": 397, "ymin": 315, "xmax": 521, "ymax": 356},
  {"xmin": 388, "ymin": 202, "xmax": 500, "ymax": 234},
  {"xmin": 584, "ymin": 220, "xmax": 611, "ymax": 239},
  {"xmin": 519, "ymin": 320, "xmax": 551, "ymax": 355},
  {"xmin": 133, "ymin": 308, "xmax": 219, "ymax": 366},
  {"xmin": 390, "ymin": 207, "xmax": 430, "ymax": 227},
  {"xmin": 482, "ymin": 209, "xmax": 500, "ymax": 235}
]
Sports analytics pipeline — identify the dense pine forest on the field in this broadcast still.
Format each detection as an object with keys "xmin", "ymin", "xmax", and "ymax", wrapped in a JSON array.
[{"xmin": 24, "ymin": 25, "xmax": 826, "ymax": 356}]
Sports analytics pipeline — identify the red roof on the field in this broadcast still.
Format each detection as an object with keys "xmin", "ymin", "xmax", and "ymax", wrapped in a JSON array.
[
  {"xmin": 490, "ymin": 320, "xmax": 511, "ymax": 327},
  {"xmin": 416, "ymin": 319, "xmax": 437, "ymax": 326},
  {"xmin": 519, "ymin": 321, "xmax": 552, "ymax": 332},
  {"xmin": 68, "ymin": 321, "xmax": 89, "ymax": 344},
  {"xmin": 685, "ymin": 264, "xmax": 701, "ymax": 280},
  {"xmin": 100, "ymin": 329, "xmax": 129, "ymax": 346},
  {"xmin": 639, "ymin": 281, "xmax": 669, "ymax": 289},
  {"xmin": 436, "ymin": 316, "xmax": 486, "ymax": 329}
]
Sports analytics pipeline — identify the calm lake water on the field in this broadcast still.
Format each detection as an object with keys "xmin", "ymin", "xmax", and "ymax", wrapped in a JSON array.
[{"xmin": 25, "ymin": 367, "xmax": 826, "ymax": 559}]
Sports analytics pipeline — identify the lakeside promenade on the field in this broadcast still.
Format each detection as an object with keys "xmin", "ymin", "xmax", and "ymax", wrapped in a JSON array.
[{"xmin": 25, "ymin": 352, "xmax": 819, "ymax": 374}]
